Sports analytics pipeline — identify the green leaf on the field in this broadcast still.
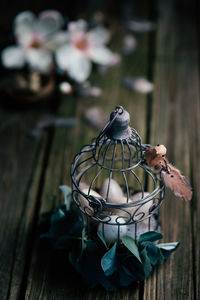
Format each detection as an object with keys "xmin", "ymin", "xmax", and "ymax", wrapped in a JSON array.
[
  {"xmin": 59, "ymin": 185, "xmax": 72, "ymax": 210},
  {"xmin": 121, "ymin": 254, "xmax": 145, "ymax": 281},
  {"xmin": 122, "ymin": 235, "xmax": 142, "ymax": 263},
  {"xmin": 139, "ymin": 231, "xmax": 163, "ymax": 243},
  {"xmin": 97, "ymin": 231, "xmax": 108, "ymax": 250},
  {"xmin": 51, "ymin": 209, "xmax": 65, "ymax": 223},
  {"xmin": 68, "ymin": 251, "xmax": 81, "ymax": 273},
  {"xmin": 142, "ymin": 241, "xmax": 164, "ymax": 265},
  {"xmin": 140, "ymin": 248, "xmax": 152, "ymax": 278},
  {"xmin": 76, "ymin": 240, "xmax": 105, "ymax": 288},
  {"xmin": 157, "ymin": 242, "xmax": 180, "ymax": 260},
  {"xmin": 101, "ymin": 243, "xmax": 118, "ymax": 276},
  {"xmin": 157, "ymin": 242, "xmax": 180, "ymax": 251},
  {"xmin": 118, "ymin": 265, "xmax": 136, "ymax": 286}
]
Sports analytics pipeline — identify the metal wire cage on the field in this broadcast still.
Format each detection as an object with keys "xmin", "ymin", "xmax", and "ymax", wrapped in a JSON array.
[{"xmin": 71, "ymin": 106, "xmax": 165, "ymax": 239}]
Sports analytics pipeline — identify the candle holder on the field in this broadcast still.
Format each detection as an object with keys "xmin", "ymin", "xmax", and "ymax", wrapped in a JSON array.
[
  {"xmin": 42, "ymin": 105, "xmax": 180, "ymax": 290},
  {"xmin": 71, "ymin": 106, "xmax": 164, "ymax": 240}
]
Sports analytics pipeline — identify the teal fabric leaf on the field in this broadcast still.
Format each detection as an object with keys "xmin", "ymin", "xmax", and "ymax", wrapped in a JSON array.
[
  {"xmin": 139, "ymin": 231, "xmax": 163, "ymax": 243},
  {"xmin": 97, "ymin": 231, "xmax": 108, "ymax": 250},
  {"xmin": 51, "ymin": 209, "xmax": 65, "ymax": 223},
  {"xmin": 118, "ymin": 265, "xmax": 136, "ymax": 286},
  {"xmin": 40, "ymin": 232, "xmax": 52, "ymax": 239},
  {"xmin": 157, "ymin": 242, "xmax": 180, "ymax": 260},
  {"xmin": 59, "ymin": 185, "xmax": 72, "ymax": 210},
  {"xmin": 120, "ymin": 254, "xmax": 145, "ymax": 281},
  {"xmin": 41, "ymin": 197, "xmax": 180, "ymax": 290},
  {"xmin": 140, "ymin": 248, "xmax": 152, "ymax": 278},
  {"xmin": 141, "ymin": 241, "xmax": 164, "ymax": 265},
  {"xmin": 122, "ymin": 235, "xmax": 142, "ymax": 263},
  {"xmin": 42, "ymin": 204, "xmax": 84, "ymax": 250},
  {"xmin": 75, "ymin": 240, "xmax": 109, "ymax": 289},
  {"xmin": 101, "ymin": 243, "xmax": 117, "ymax": 276},
  {"xmin": 98, "ymin": 274, "xmax": 119, "ymax": 291},
  {"xmin": 68, "ymin": 251, "xmax": 81, "ymax": 273},
  {"xmin": 81, "ymin": 228, "xmax": 86, "ymax": 251},
  {"xmin": 157, "ymin": 242, "xmax": 180, "ymax": 251}
]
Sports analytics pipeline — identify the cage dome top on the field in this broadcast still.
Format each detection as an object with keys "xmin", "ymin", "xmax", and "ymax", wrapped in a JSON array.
[
  {"xmin": 93, "ymin": 106, "xmax": 144, "ymax": 171},
  {"xmin": 71, "ymin": 106, "xmax": 165, "ymax": 226}
]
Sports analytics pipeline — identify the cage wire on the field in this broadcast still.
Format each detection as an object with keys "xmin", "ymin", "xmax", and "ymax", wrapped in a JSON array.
[{"xmin": 71, "ymin": 106, "xmax": 165, "ymax": 241}]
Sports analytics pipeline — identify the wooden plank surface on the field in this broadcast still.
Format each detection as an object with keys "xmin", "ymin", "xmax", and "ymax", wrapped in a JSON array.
[
  {"xmin": 24, "ymin": 12, "xmax": 153, "ymax": 300},
  {"xmin": 0, "ymin": 0, "xmax": 199, "ymax": 299},
  {"xmin": 0, "ymin": 107, "xmax": 50, "ymax": 299},
  {"xmin": 143, "ymin": 0, "xmax": 198, "ymax": 299}
]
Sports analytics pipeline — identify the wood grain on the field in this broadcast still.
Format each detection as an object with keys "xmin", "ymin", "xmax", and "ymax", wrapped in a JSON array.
[
  {"xmin": 24, "ymin": 18, "xmax": 152, "ymax": 299},
  {"xmin": 0, "ymin": 109, "xmax": 48, "ymax": 300},
  {"xmin": 143, "ymin": 0, "xmax": 197, "ymax": 299},
  {"xmin": 0, "ymin": 1, "xmax": 198, "ymax": 299}
]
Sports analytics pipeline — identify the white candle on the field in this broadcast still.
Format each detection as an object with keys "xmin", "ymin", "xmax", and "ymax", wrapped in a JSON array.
[{"xmin": 98, "ymin": 215, "xmax": 127, "ymax": 244}]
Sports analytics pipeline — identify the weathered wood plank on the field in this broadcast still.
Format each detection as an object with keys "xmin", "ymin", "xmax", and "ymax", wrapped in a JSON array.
[
  {"xmin": 143, "ymin": 0, "xmax": 197, "ymax": 299},
  {"xmin": 24, "ymin": 17, "xmax": 152, "ymax": 299},
  {"xmin": 0, "ymin": 108, "xmax": 48, "ymax": 300},
  {"xmin": 188, "ymin": 52, "xmax": 200, "ymax": 300}
]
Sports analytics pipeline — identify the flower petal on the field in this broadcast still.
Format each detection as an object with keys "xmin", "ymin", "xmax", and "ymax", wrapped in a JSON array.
[
  {"xmin": 126, "ymin": 20, "xmax": 156, "ymax": 32},
  {"xmin": 13, "ymin": 11, "xmax": 35, "ymax": 46},
  {"xmin": 89, "ymin": 46, "xmax": 118, "ymax": 65},
  {"xmin": 55, "ymin": 44, "xmax": 74, "ymax": 70},
  {"xmin": 44, "ymin": 31, "xmax": 69, "ymax": 51},
  {"xmin": 68, "ymin": 19, "xmax": 87, "ymax": 33},
  {"xmin": 55, "ymin": 45, "xmax": 91, "ymax": 82},
  {"xmin": 66, "ymin": 54, "xmax": 91, "ymax": 83},
  {"xmin": 133, "ymin": 78, "xmax": 154, "ymax": 93},
  {"xmin": 59, "ymin": 81, "xmax": 73, "ymax": 94},
  {"xmin": 26, "ymin": 49, "xmax": 53, "ymax": 73},
  {"xmin": 122, "ymin": 77, "xmax": 154, "ymax": 93},
  {"xmin": 87, "ymin": 26, "xmax": 110, "ymax": 45},
  {"xmin": 36, "ymin": 10, "xmax": 64, "ymax": 37},
  {"xmin": 1, "ymin": 46, "xmax": 25, "ymax": 69},
  {"xmin": 14, "ymin": 11, "xmax": 35, "ymax": 28},
  {"xmin": 122, "ymin": 35, "xmax": 137, "ymax": 54}
]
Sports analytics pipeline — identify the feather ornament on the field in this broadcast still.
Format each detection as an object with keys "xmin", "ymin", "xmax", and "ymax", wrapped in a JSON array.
[
  {"xmin": 161, "ymin": 164, "xmax": 192, "ymax": 201},
  {"xmin": 145, "ymin": 145, "xmax": 192, "ymax": 201}
]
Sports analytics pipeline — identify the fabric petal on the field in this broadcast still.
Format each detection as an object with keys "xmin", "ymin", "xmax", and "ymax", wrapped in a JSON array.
[
  {"xmin": 87, "ymin": 26, "xmax": 110, "ymax": 45},
  {"xmin": 26, "ymin": 49, "xmax": 53, "ymax": 74},
  {"xmin": 13, "ymin": 11, "xmax": 35, "ymax": 46},
  {"xmin": 89, "ymin": 46, "xmax": 118, "ymax": 65},
  {"xmin": 36, "ymin": 10, "xmax": 64, "ymax": 38},
  {"xmin": 1, "ymin": 46, "xmax": 25, "ymax": 69},
  {"xmin": 55, "ymin": 45, "xmax": 91, "ymax": 82}
]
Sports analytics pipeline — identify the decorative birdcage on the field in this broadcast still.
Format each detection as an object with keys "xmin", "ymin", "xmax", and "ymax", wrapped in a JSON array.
[{"xmin": 71, "ymin": 106, "xmax": 165, "ymax": 241}]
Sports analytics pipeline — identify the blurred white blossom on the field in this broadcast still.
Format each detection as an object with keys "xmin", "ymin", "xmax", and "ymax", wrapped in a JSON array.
[
  {"xmin": 1, "ymin": 10, "xmax": 67, "ymax": 74},
  {"xmin": 123, "ymin": 76, "xmax": 154, "ymax": 94},
  {"xmin": 126, "ymin": 20, "xmax": 156, "ymax": 32},
  {"xmin": 122, "ymin": 34, "xmax": 137, "ymax": 54},
  {"xmin": 59, "ymin": 81, "xmax": 73, "ymax": 94},
  {"xmin": 83, "ymin": 106, "xmax": 107, "ymax": 129},
  {"xmin": 55, "ymin": 19, "xmax": 120, "ymax": 83}
]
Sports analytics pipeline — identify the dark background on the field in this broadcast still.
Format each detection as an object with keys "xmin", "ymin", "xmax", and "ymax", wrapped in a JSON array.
[{"xmin": 0, "ymin": 0, "xmax": 198, "ymax": 47}]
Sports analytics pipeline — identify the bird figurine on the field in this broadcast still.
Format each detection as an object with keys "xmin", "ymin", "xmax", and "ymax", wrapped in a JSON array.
[{"xmin": 145, "ymin": 144, "xmax": 192, "ymax": 201}]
